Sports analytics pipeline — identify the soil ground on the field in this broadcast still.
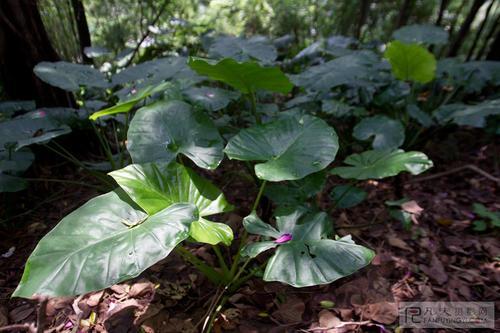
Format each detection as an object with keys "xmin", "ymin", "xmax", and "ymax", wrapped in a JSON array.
[{"xmin": 0, "ymin": 129, "xmax": 498, "ymax": 332}]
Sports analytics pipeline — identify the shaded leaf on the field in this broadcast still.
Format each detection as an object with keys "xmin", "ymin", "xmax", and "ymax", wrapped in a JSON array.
[
  {"xmin": 208, "ymin": 35, "xmax": 277, "ymax": 63},
  {"xmin": 127, "ymin": 100, "xmax": 224, "ymax": 169},
  {"xmin": 353, "ymin": 115, "xmax": 405, "ymax": 150},
  {"xmin": 331, "ymin": 149, "xmax": 433, "ymax": 180},
  {"xmin": 393, "ymin": 24, "xmax": 448, "ymax": 45},
  {"xmin": 34, "ymin": 61, "xmax": 108, "ymax": 91},
  {"xmin": 183, "ymin": 86, "xmax": 240, "ymax": 111},
  {"xmin": 330, "ymin": 185, "xmax": 367, "ymax": 209}
]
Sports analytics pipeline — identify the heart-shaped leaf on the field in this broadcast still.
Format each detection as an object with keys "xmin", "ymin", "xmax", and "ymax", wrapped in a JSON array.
[
  {"xmin": 407, "ymin": 104, "xmax": 434, "ymax": 127},
  {"xmin": 353, "ymin": 116, "xmax": 405, "ymax": 150},
  {"xmin": 241, "ymin": 209, "xmax": 374, "ymax": 287},
  {"xmin": 224, "ymin": 115, "xmax": 339, "ymax": 181},
  {"xmin": 331, "ymin": 149, "xmax": 433, "ymax": 180},
  {"xmin": 109, "ymin": 163, "xmax": 233, "ymax": 245},
  {"xmin": 384, "ymin": 41, "xmax": 436, "ymax": 83},
  {"xmin": 433, "ymin": 99, "xmax": 500, "ymax": 128},
  {"xmin": 393, "ymin": 24, "xmax": 448, "ymax": 45},
  {"xmin": 264, "ymin": 171, "xmax": 326, "ymax": 207},
  {"xmin": 208, "ymin": 36, "xmax": 277, "ymax": 63},
  {"xmin": 34, "ymin": 61, "xmax": 109, "ymax": 91},
  {"xmin": 127, "ymin": 100, "xmax": 224, "ymax": 169},
  {"xmin": 188, "ymin": 58, "xmax": 293, "ymax": 94},
  {"xmin": 183, "ymin": 86, "xmax": 240, "ymax": 111},
  {"xmin": 330, "ymin": 185, "xmax": 367, "ymax": 209},
  {"xmin": 0, "ymin": 115, "xmax": 71, "ymax": 151},
  {"xmin": 13, "ymin": 190, "xmax": 198, "ymax": 297}
]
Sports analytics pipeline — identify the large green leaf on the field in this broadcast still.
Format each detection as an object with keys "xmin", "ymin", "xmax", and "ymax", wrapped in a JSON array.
[
  {"xmin": 89, "ymin": 81, "xmax": 172, "ymax": 121},
  {"xmin": 331, "ymin": 149, "xmax": 433, "ymax": 180},
  {"xmin": 241, "ymin": 209, "xmax": 374, "ymax": 287},
  {"xmin": 330, "ymin": 185, "xmax": 367, "ymax": 209},
  {"xmin": 13, "ymin": 191, "xmax": 198, "ymax": 297},
  {"xmin": 127, "ymin": 100, "xmax": 224, "ymax": 170},
  {"xmin": 109, "ymin": 163, "xmax": 233, "ymax": 245},
  {"xmin": 0, "ymin": 173, "xmax": 27, "ymax": 192},
  {"xmin": 291, "ymin": 51, "xmax": 380, "ymax": 93},
  {"xmin": 264, "ymin": 171, "xmax": 326, "ymax": 207},
  {"xmin": 393, "ymin": 24, "xmax": 448, "ymax": 45},
  {"xmin": 224, "ymin": 115, "xmax": 339, "ymax": 181},
  {"xmin": 188, "ymin": 57, "xmax": 293, "ymax": 94},
  {"xmin": 384, "ymin": 41, "xmax": 436, "ymax": 83},
  {"xmin": 353, "ymin": 116, "xmax": 405, "ymax": 150},
  {"xmin": 208, "ymin": 36, "xmax": 277, "ymax": 63},
  {"xmin": 109, "ymin": 162, "xmax": 231, "ymax": 216},
  {"xmin": 183, "ymin": 86, "xmax": 240, "ymax": 111},
  {"xmin": 433, "ymin": 99, "xmax": 500, "ymax": 128},
  {"xmin": 34, "ymin": 61, "xmax": 108, "ymax": 91},
  {"xmin": 0, "ymin": 115, "xmax": 71, "ymax": 151}
]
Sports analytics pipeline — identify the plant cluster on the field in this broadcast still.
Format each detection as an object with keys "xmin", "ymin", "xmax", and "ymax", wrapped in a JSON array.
[{"xmin": 1, "ymin": 23, "xmax": 499, "ymax": 330}]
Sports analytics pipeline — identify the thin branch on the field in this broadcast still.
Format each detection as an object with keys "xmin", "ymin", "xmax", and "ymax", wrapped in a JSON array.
[
  {"xmin": 410, "ymin": 164, "xmax": 500, "ymax": 184},
  {"xmin": 124, "ymin": 0, "xmax": 170, "ymax": 67}
]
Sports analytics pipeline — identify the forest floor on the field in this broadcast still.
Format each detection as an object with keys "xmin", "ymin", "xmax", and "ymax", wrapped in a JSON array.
[{"xmin": 0, "ymin": 129, "xmax": 498, "ymax": 333}]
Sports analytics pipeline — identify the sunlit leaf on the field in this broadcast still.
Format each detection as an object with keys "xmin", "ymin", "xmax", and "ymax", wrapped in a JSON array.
[{"xmin": 384, "ymin": 41, "xmax": 436, "ymax": 83}]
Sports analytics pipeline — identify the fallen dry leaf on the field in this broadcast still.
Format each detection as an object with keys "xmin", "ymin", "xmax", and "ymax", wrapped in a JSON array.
[
  {"xmin": 420, "ymin": 255, "xmax": 448, "ymax": 285},
  {"xmin": 359, "ymin": 302, "xmax": 397, "ymax": 324}
]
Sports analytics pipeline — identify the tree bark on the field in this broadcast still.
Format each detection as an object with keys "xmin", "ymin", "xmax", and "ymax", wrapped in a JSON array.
[
  {"xmin": 435, "ymin": 0, "xmax": 450, "ymax": 26},
  {"xmin": 355, "ymin": 0, "xmax": 370, "ymax": 40},
  {"xmin": 486, "ymin": 27, "xmax": 500, "ymax": 60},
  {"xmin": 396, "ymin": 0, "xmax": 415, "ymax": 28},
  {"xmin": 466, "ymin": 0, "xmax": 495, "ymax": 61},
  {"xmin": 0, "ymin": 0, "xmax": 74, "ymax": 107},
  {"xmin": 476, "ymin": 13, "xmax": 500, "ymax": 60},
  {"xmin": 447, "ymin": 0, "xmax": 486, "ymax": 57},
  {"xmin": 71, "ymin": 0, "xmax": 92, "ymax": 64}
]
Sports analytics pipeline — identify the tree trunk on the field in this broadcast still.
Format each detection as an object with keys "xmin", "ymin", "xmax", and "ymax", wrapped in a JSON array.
[
  {"xmin": 71, "ymin": 0, "xmax": 92, "ymax": 64},
  {"xmin": 466, "ymin": 0, "xmax": 495, "ymax": 61},
  {"xmin": 476, "ymin": 13, "xmax": 500, "ymax": 60},
  {"xmin": 0, "ymin": 0, "xmax": 74, "ymax": 107},
  {"xmin": 447, "ymin": 0, "xmax": 486, "ymax": 57},
  {"xmin": 355, "ymin": 0, "xmax": 370, "ymax": 40},
  {"xmin": 435, "ymin": 0, "xmax": 450, "ymax": 26},
  {"xmin": 486, "ymin": 28, "xmax": 500, "ymax": 60},
  {"xmin": 448, "ymin": 0, "xmax": 467, "ymax": 37},
  {"xmin": 396, "ymin": 0, "xmax": 415, "ymax": 28}
]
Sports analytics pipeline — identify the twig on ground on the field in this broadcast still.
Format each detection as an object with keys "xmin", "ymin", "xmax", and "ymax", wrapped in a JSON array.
[{"xmin": 411, "ymin": 164, "xmax": 500, "ymax": 184}]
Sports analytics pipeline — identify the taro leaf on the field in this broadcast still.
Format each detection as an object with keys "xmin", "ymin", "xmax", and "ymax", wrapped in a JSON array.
[
  {"xmin": 127, "ymin": 100, "xmax": 224, "ymax": 170},
  {"xmin": 433, "ymin": 99, "xmax": 500, "ymax": 128},
  {"xmin": 291, "ymin": 51, "xmax": 380, "ymax": 93},
  {"xmin": 384, "ymin": 41, "xmax": 436, "ymax": 84},
  {"xmin": 322, "ymin": 100, "xmax": 353, "ymax": 117},
  {"xmin": 34, "ymin": 61, "xmax": 108, "ymax": 91},
  {"xmin": 109, "ymin": 162, "xmax": 231, "ymax": 217},
  {"xmin": 241, "ymin": 209, "xmax": 374, "ymax": 287},
  {"xmin": 83, "ymin": 46, "xmax": 111, "ymax": 58},
  {"xmin": 330, "ymin": 185, "xmax": 367, "ymax": 209},
  {"xmin": 393, "ymin": 24, "xmax": 448, "ymax": 45},
  {"xmin": 224, "ymin": 115, "xmax": 339, "ymax": 181},
  {"xmin": 0, "ymin": 149, "xmax": 35, "ymax": 175},
  {"xmin": 111, "ymin": 57, "xmax": 194, "ymax": 86},
  {"xmin": 0, "ymin": 173, "xmax": 28, "ymax": 192},
  {"xmin": 407, "ymin": 104, "xmax": 434, "ymax": 127},
  {"xmin": 208, "ymin": 36, "xmax": 277, "ymax": 63},
  {"xmin": 13, "ymin": 191, "xmax": 198, "ymax": 297},
  {"xmin": 188, "ymin": 57, "xmax": 293, "ymax": 94},
  {"xmin": 473, "ymin": 203, "xmax": 500, "ymax": 227},
  {"xmin": 331, "ymin": 149, "xmax": 433, "ymax": 180},
  {"xmin": 89, "ymin": 81, "xmax": 172, "ymax": 120},
  {"xmin": 183, "ymin": 86, "xmax": 240, "ymax": 111},
  {"xmin": 109, "ymin": 163, "xmax": 232, "ymax": 246},
  {"xmin": 353, "ymin": 115, "xmax": 405, "ymax": 150},
  {"xmin": 264, "ymin": 171, "xmax": 326, "ymax": 207},
  {"xmin": 0, "ymin": 115, "xmax": 71, "ymax": 151},
  {"xmin": 0, "ymin": 100, "xmax": 36, "ymax": 114}
]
